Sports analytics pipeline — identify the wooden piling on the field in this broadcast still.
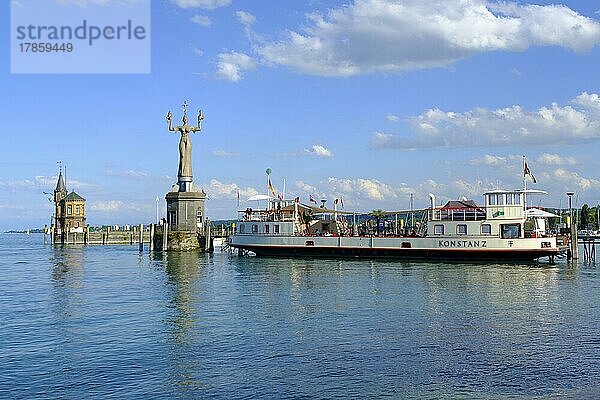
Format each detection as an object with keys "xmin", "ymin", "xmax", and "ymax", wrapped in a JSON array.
[
  {"xmin": 163, "ymin": 223, "xmax": 169, "ymax": 251},
  {"xmin": 138, "ymin": 224, "xmax": 144, "ymax": 252},
  {"xmin": 149, "ymin": 224, "xmax": 155, "ymax": 251},
  {"xmin": 571, "ymin": 222, "xmax": 579, "ymax": 260}
]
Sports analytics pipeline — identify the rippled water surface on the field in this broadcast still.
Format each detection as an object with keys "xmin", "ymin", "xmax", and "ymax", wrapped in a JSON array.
[{"xmin": 1, "ymin": 234, "xmax": 599, "ymax": 399}]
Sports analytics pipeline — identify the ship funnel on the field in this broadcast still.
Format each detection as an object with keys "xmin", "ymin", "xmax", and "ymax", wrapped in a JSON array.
[{"xmin": 429, "ymin": 194, "xmax": 437, "ymax": 221}]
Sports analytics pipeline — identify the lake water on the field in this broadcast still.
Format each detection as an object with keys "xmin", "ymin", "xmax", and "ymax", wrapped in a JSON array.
[{"xmin": 1, "ymin": 234, "xmax": 599, "ymax": 399}]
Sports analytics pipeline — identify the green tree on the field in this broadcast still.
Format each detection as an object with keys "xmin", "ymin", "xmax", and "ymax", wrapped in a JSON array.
[
  {"xmin": 580, "ymin": 204, "xmax": 591, "ymax": 229},
  {"xmin": 369, "ymin": 209, "xmax": 386, "ymax": 236}
]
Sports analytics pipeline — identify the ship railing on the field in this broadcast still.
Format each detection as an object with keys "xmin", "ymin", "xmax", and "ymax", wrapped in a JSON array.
[
  {"xmin": 238, "ymin": 210, "xmax": 296, "ymax": 223},
  {"xmin": 429, "ymin": 207, "xmax": 487, "ymax": 222}
]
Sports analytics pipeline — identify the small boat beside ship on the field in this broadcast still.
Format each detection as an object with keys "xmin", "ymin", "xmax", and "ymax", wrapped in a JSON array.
[{"xmin": 229, "ymin": 187, "xmax": 568, "ymax": 262}]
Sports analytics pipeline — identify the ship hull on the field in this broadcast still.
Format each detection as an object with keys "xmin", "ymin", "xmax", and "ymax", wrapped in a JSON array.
[{"xmin": 230, "ymin": 235, "xmax": 561, "ymax": 262}]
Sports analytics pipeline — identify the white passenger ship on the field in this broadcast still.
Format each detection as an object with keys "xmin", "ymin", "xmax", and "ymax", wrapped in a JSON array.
[{"xmin": 229, "ymin": 189, "xmax": 567, "ymax": 262}]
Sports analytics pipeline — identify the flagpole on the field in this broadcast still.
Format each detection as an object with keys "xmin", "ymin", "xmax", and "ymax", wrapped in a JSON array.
[
  {"xmin": 282, "ymin": 178, "xmax": 286, "ymax": 201},
  {"xmin": 266, "ymin": 168, "xmax": 271, "ymax": 210},
  {"xmin": 523, "ymin": 155, "xmax": 527, "ymax": 215}
]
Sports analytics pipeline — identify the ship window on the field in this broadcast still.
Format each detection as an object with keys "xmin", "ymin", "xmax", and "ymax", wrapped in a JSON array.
[
  {"xmin": 274, "ymin": 225, "xmax": 279, "ymax": 234},
  {"xmin": 434, "ymin": 224, "xmax": 444, "ymax": 235},
  {"xmin": 496, "ymin": 194, "xmax": 504, "ymax": 205},
  {"xmin": 456, "ymin": 224, "xmax": 467, "ymax": 235},
  {"xmin": 252, "ymin": 224, "xmax": 258, "ymax": 234},
  {"xmin": 488, "ymin": 195, "xmax": 496, "ymax": 206},
  {"xmin": 239, "ymin": 224, "xmax": 245, "ymax": 234},
  {"xmin": 501, "ymin": 224, "xmax": 521, "ymax": 239},
  {"xmin": 264, "ymin": 224, "xmax": 270, "ymax": 234},
  {"xmin": 506, "ymin": 194, "xmax": 513, "ymax": 205},
  {"xmin": 481, "ymin": 224, "xmax": 491, "ymax": 235}
]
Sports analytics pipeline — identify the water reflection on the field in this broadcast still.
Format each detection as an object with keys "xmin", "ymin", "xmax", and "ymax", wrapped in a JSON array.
[
  {"xmin": 163, "ymin": 251, "xmax": 203, "ymax": 343},
  {"xmin": 50, "ymin": 246, "xmax": 85, "ymax": 318},
  {"xmin": 160, "ymin": 251, "xmax": 204, "ymax": 395}
]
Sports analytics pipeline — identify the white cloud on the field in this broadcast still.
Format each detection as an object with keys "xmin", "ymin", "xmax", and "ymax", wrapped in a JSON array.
[
  {"xmin": 469, "ymin": 155, "xmax": 509, "ymax": 166},
  {"xmin": 536, "ymin": 153, "xmax": 576, "ymax": 166},
  {"xmin": 206, "ymin": 179, "xmax": 258, "ymax": 199},
  {"xmin": 510, "ymin": 67, "xmax": 522, "ymax": 76},
  {"xmin": 303, "ymin": 144, "xmax": 334, "ymax": 158},
  {"xmin": 215, "ymin": 51, "xmax": 256, "ymax": 82},
  {"xmin": 171, "ymin": 0, "xmax": 230, "ymax": 9},
  {"xmin": 211, "ymin": 149, "xmax": 237, "ymax": 157},
  {"xmin": 89, "ymin": 200, "xmax": 150, "ymax": 212},
  {"xmin": 193, "ymin": 47, "xmax": 204, "ymax": 56},
  {"xmin": 236, "ymin": 10, "xmax": 256, "ymax": 26},
  {"xmin": 374, "ymin": 92, "xmax": 600, "ymax": 149},
  {"xmin": 386, "ymin": 114, "xmax": 400, "ymax": 122},
  {"xmin": 255, "ymin": 0, "xmax": 600, "ymax": 77},
  {"xmin": 553, "ymin": 168, "xmax": 600, "ymax": 190},
  {"xmin": 295, "ymin": 180, "xmax": 318, "ymax": 194},
  {"xmin": 573, "ymin": 91, "xmax": 600, "ymax": 113},
  {"xmin": 190, "ymin": 14, "xmax": 212, "ymax": 27},
  {"xmin": 327, "ymin": 177, "xmax": 397, "ymax": 201},
  {"xmin": 0, "ymin": 175, "xmax": 92, "ymax": 191}
]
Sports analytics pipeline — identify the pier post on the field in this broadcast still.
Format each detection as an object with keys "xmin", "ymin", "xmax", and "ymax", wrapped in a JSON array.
[
  {"xmin": 149, "ymin": 224, "xmax": 155, "ymax": 251},
  {"xmin": 205, "ymin": 220, "xmax": 212, "ymax": 252},
  {"xmin": 138, "ymin": 224, "xmax": 144, "ymax": 252},
  {"xmin": 163, "ymin": 223, "xmax": 169, "ymax": 251},
  {"xmin": 571, "ymin": 221, "xmax": 579, "ymax": 260}
]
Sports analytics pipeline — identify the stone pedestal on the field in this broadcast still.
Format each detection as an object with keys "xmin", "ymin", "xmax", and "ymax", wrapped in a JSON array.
[{"xmin": 166, "ymin": 190, "xmax": 206, "ymax": 233}]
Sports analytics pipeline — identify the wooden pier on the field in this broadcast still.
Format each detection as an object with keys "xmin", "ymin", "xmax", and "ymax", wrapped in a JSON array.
[{"xmin": 45, "ymin": 223, "xmax": 235, "ymax": 253}]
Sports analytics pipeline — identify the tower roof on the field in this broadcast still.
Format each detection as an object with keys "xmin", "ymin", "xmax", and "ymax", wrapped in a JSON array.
[
  {"xmin": 55, "ymin": 170, "xmax": 66, "ymax": 193},
  {"xmin": 64, "ymin": 191, "xmax": 85, "ymax": 201}
]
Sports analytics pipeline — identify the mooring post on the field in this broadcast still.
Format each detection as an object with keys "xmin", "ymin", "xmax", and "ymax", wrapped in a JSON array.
[
  {"xmin": 138, "ymin": 224, "xmax": 144, "ymax": 252},
  {"xmin": 571, "ymin": 221, "xmax": 579, "ymax": 260},
  {"xmin": 163, "ymin": 223, "xmax": 169, "ymax": 251},
  {"xmin": 149, "ymin": 224, "xmax": 155, "ymax": 251},
  {"xmin": 205, "ymin": 220, "xmax": 212, "ymax": 252}
]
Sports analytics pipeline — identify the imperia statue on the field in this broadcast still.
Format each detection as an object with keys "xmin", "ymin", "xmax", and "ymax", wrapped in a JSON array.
[{"xmin": 166, "ymin": 100, "xmax": 204, "ymax": 179}]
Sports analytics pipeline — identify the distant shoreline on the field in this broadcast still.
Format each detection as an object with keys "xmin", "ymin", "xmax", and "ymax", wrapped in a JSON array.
[{"xmin": 4, "ymin": 229, "xmax": 44, "ymax": 234}]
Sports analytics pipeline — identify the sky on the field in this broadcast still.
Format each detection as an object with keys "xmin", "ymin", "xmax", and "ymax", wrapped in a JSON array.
[{"xmin": 1, "ymin": 0, "xmax": 600, "ymax": 230}]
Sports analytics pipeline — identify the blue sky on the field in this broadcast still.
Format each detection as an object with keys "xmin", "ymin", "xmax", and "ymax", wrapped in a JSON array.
[{"xmin": 1, "ymin": 0, "xmax": 600, "ymax": 230}]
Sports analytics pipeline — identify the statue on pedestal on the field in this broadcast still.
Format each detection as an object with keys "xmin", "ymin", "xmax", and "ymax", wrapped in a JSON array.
[{"xmin": 166, "ymin": 100, "xmax": 204, "ymax": 180}]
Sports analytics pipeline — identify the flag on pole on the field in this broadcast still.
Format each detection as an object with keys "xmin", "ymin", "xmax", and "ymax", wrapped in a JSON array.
[
  {"xmin": 309, "ymin": 194, "xmax": 317, "ymax": 204},
  {"xmin": 237, "ymin": 190, "xmax": 240, "ymax": 208},
  {"xmin": 268, "ymin": 178, "xmax": 277, "ymax": 197},
  {"xmin": 524, "ymin": 162, "xmax": 537, "ymax": 183}
]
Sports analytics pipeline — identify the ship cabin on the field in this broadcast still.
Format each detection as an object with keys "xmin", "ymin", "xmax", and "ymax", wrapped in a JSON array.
[
  {"xmin": 236, "ymin": 199, "xmax": 297, "ymax": 236},
  {"xmin": 235, "ymin": 198, "xmax": 349, "ymax": 237},
  {"xmin": 427, "ymin": 189, "xmax": 552, "ymax": 239}
]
